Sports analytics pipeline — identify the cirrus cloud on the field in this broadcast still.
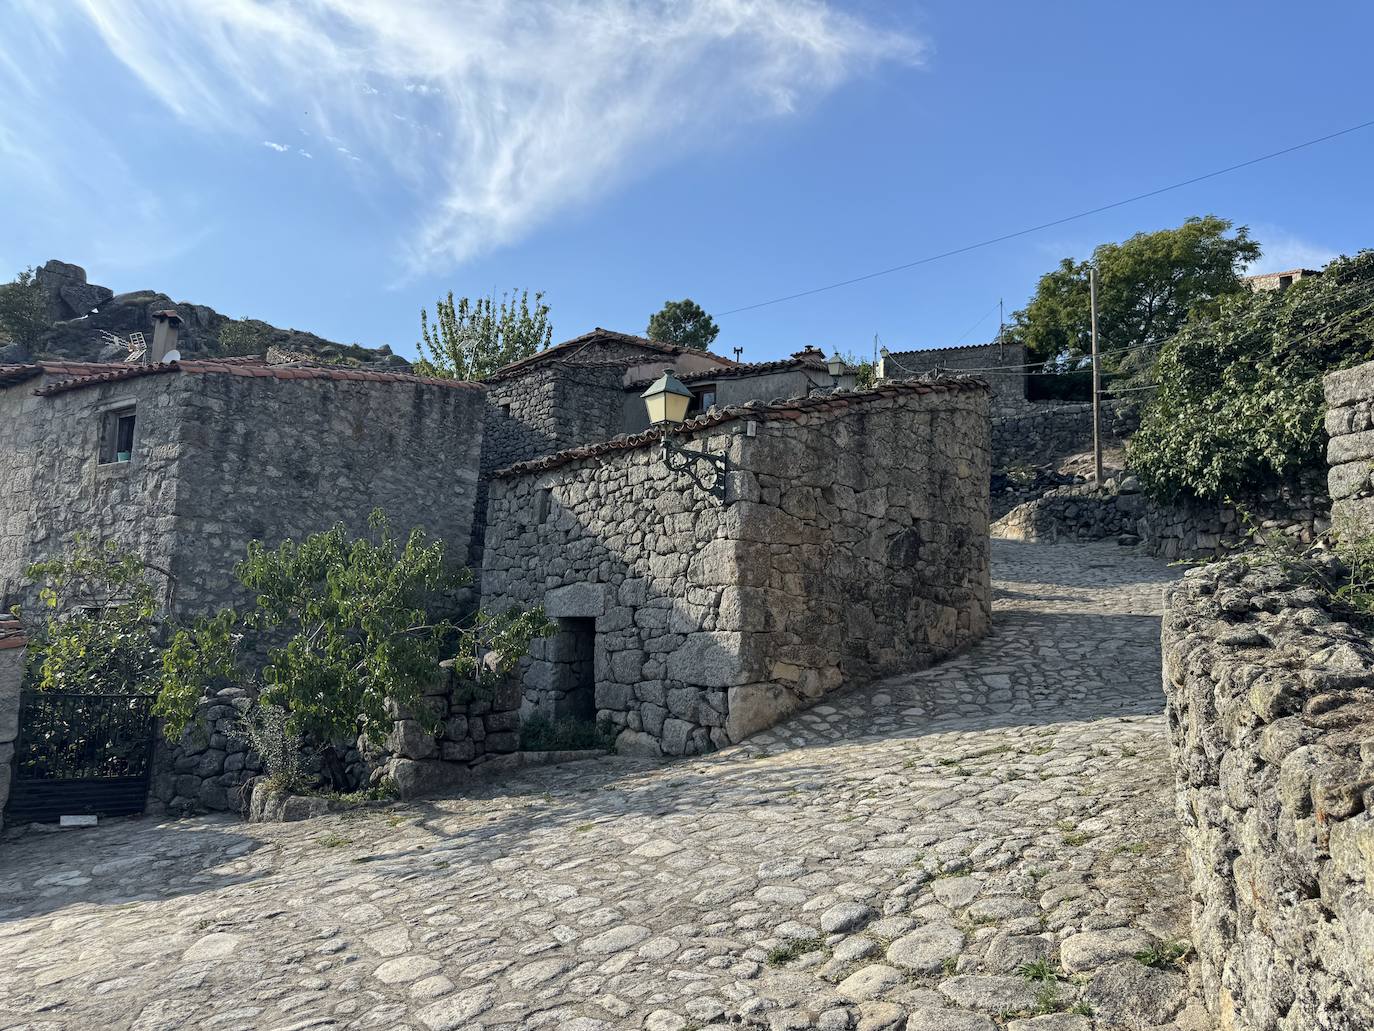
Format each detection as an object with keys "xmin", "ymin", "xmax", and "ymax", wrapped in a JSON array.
[{"xmin": 13, "ymin": 0, "xmax": 922, "ymax": 274}]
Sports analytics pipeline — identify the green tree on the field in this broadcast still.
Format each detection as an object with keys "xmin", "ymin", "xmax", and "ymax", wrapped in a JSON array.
[
  {"xmin": 1129, "ymin": 251, "xmax": 1374, "ymax": 501},
  {"xmin": 21, "ymin": 537, "xmax": 170, "ymax": 695},
  {"xmin": 646, "ymin": 298, "xmax": 720, "ymax": 351},
  {"xmin": 0, "ymin": 267, "xmax": 50, "ymax": 353},
  {"xmin": 415, "ymin": 289, "xmax": 552, "ymax": 380},
  {"xmin": 1009, "ymin": 216, "xmax": 1261, "ymax": 369}
]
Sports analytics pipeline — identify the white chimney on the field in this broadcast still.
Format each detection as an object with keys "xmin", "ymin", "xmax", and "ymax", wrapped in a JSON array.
[{"xmin": 149, "ymin": 310, "xmax": 182, "ymax": 363}]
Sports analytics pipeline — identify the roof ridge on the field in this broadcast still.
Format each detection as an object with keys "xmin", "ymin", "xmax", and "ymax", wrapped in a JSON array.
[{"xmin": 492, "ymin": 376, "xmax": 988, "ymax": 479}]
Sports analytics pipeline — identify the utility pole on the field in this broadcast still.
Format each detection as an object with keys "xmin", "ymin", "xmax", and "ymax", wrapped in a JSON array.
[
  {"xmin": 997, "ymin": 299, "xmax": 1004, "ymax": 357},
  {"xmin": 1089, "ymin": 266, "xmax": 1104, "ymax": 486}
]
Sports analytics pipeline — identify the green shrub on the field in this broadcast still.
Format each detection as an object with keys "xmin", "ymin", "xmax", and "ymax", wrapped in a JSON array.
[
  {"xmin": 519, "ymin": 714, "xmax": 616, "ymax": 752},
  {"xmin": 1129, "ymin": 252, "xmax": 1374, "ymax": 501},
  {"xmin": 20, "ymin": 536, "xmax": 166, "ymax": 695}
]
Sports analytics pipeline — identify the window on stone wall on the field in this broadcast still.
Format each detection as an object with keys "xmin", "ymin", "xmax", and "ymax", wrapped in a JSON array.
[
  {"xmin": 535, "ymin": 488, "xmax": 551, "ymax": 523},
  {"xmin": 687, "ymin": 384, "xmax": 717, "ymax": 415},
  {"xmin": 97, "ymin": 406, "xmax": 137, "ymax": 465},
  {"xmin": 499, "ymin": 401, "xmax": 512, "ymax": 416}
]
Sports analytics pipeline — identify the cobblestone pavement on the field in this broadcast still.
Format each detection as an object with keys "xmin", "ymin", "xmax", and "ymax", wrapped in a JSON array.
[{"xmin": 1, "ymin": 541, "xmax": 1210, "ymax": 1031}]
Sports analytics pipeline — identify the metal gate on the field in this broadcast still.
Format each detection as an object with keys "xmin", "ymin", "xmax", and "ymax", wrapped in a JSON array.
[{"xmin": 5, "ymin": 692, "xmax": 156, "ymax": 823}]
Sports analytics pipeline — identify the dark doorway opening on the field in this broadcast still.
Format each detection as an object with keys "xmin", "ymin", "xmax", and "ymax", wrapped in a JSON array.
[{"xmin": 552, "ymin": 617, "xmax": 596, "ymax": 720}]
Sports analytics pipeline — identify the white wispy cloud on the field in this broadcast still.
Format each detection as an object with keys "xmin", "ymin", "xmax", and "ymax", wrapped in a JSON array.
[
  {"xmin": 1247, "ymin": 225, "xmax": 1339, "ymax": 274},
  {"xmin": 262, "ymin": 141, "xmax": 290, "ymax": 152},
  {"xmin": 5, "ymin": 0, "xmax": 921, "ymax": 273}
]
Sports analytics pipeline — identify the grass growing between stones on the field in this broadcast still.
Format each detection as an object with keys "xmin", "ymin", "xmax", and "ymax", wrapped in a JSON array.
[
  {"xmin": 765, "ymin": 937, "xmax": 828, "ymax": 966},
  {"xmin": 1135, "ymin": 939, "xmax": 1192, "ymax": 969},
  {"xmin": 317, "ymin": 832, "xmax": 350, "ymax": 848}
]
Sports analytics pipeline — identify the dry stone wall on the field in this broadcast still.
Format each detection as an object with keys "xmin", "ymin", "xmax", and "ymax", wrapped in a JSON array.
[
  {"xmin": 481, "ymin": 380, "xmax": 991, "ymax": 756},
  {"xmin": 994, "ymin": 474, "xmax": 1329, "ymax": 562},
  {"xmin": 991, "ymin": 398, "xmax": 1137, "ymax": 472},
  {"xmin": 1163, "ymin": 559, "xmax": 1374, "ymax": 1030},
  {"xmin": 1325, "ymin": 359, "xmax": 1374, "ymax": 534}
]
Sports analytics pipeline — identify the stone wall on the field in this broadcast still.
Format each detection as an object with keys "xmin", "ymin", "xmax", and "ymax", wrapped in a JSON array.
[
  {"xmin": 881, "ymin": 341, "xmax": 1027, "ymax": 403},
  {"xmin": 375, "ymin": 661, "xmax": 524, "ymax": 799},
  {"xmin": 991, "ymin": 398, "xmax": 1137, "ymax": 472},
  {"xmin": 993, "ymin": 474, "xmax": 1330, "ymax": 562},
  {"xmin": 1162, "ymin": 559, "xmax": 1374, "ymax": 1030},
  {"xmin": 0, "ymin": 617, "xmax": 23, "ymax": 834},
  {"xmin": 481, "ymin": 379, "xmax": 991, "ymax": 756},
  {"xmin": 0, "ymin": 367, "xmax": 485, "ymax": 619},
  {"xmin": 147, "ymin": 686, "xmax": 263, "ymax": 814},
  {"xmin": 1325, "ymin": 359, "xmax": 1374, "ymax": 534}
]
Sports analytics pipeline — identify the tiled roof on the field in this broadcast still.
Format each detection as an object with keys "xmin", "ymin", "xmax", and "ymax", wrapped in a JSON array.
[
  {"xmin": 885, "ymin": 340, "xmax": 1022, "ymax": 357},
  {"xmin": 27, "ymin": 358, "xmax": 485, "ymax": 397},
  {"xmin": 493, "ymin": 376, "xmax": 989, "ymax": 479},
  {"xmin": 485, "ymin": 328, "xmax": 738, "ymax": 382},
  {"xmin": 633, "ymin": 348, "xmax": 828, "ymax": 388}
]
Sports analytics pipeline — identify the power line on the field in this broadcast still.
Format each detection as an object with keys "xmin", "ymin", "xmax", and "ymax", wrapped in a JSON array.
[
  {"xmin": 718, "ymin": 118, "xmax": 1374, "ymax": 317},
  {"xmin": 952, "ymin": 299, "xmax": 1001, "ymax": 346},
  {"xmin": 899, "ymin": 277, "xmax": 1374, "ymax": 375}
]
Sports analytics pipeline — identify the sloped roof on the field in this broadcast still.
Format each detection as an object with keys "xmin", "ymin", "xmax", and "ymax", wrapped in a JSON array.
[
  {"xmin": 485, "ymin": 328, "xmax": 738, "ymax": 382},
  {"xmin": 625, "ymin": 346, "xmax": 829, "ymax": 389},
  {"xmin": 493, "ymin": 375, "xmax": 988, "ymax": 479},
  {"xmin": 8, "ymin": 358, "xmax": 483, "ymax": 398}
]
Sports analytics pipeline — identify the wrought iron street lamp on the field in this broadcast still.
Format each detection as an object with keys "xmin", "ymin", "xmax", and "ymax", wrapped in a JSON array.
[
  {"xmin": 827, "ymin": 352, "xmax": 847, "ymax": 378},
  {"xmin": 640, "ymin": 372, "xmax": 727, "ymax": 501}
]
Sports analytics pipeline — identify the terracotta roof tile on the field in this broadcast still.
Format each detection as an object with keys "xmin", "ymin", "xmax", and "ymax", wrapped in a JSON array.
[
  {"xmin": 30, "ymin": 358, "xmax": 487, "ymax": 397},
  {"xmin": 492, "ymin": 376, "xmax": 989, "ymax": 479}
]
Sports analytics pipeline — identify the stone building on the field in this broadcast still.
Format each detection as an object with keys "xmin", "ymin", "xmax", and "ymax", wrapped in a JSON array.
[
  {"xmin": 1244, "ymin": 267, "xmax": 1321, "ymax": 292},
  {"xmin": 1324, "ymin": 358, "xmax": 1374, "ymax": 533},
  {"xmin": 480, "ymin": 378, "xmax": 992, "ymax": 756},
  {"xmin": 0, "ymin": 355, "xmax": 486, "ymax": 617},
  {"xmin": 879, "ymin": 340, "xmax": 1027, "ymax": 404}
]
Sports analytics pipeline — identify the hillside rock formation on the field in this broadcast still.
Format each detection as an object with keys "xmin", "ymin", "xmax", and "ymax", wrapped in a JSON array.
[{"xmin": 5, "ymin": 259, "xmax": 404, "ymax": 368}]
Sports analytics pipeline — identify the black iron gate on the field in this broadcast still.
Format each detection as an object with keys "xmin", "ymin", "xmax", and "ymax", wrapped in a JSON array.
[{"xmin": 5, "ymin": 692, "xmax": 156, "ymax": 823}]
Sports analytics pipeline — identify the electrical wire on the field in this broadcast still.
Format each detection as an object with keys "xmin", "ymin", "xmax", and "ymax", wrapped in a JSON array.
[
  {"xmin": 718, "ymin": 118, "xmax": 1374, "ymax": 317},
  {"xmin": 951, "ymin": 300, "xmax": 1002, "ymax": 347},
  {"xmin": 891, "ymin": 278, "xmax": 1374, "ymax": 375}
]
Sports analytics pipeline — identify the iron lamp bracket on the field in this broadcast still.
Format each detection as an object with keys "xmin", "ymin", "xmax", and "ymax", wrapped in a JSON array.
[{"xmin": 660, "ymin": 433, "xmax": 727, "ymax": 502}]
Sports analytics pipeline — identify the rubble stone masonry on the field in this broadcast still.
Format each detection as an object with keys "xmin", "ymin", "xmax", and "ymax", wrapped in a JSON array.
[
  {"xmin": 1325, "ymin": 358, "xmax": 1374, "ymax": 535},
  {"xmin": 481, "ymin": 380, "xmax": 992, "ymax": 756},
  {"xmin": 1163, "ymin": 560, "xmax": 1374, "ymax": 1029}
]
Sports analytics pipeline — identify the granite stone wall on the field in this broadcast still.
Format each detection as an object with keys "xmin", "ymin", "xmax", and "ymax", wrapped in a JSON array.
[
  {"xmin": 374, "ymin": 661, "xmax": 524, "ymax": 799},
  {"xmin": 882, "ymin": 341, "xmax": 1027, "ymax": 403},
  {"xmin": 0, "ymin": 618, "xmax": 23, "ymax": 834},
  {"xmin": 1163, "ymin": 559, "xmax": 1374, "ymax": 1030},
  {"xmin": 481, "ymin": 380, "xmax": 991, "ymax": 756},
  {"xmin": 0, "ymin": 369, "xmax": 485, "ymax": 619},
  {"xmin": 993, "ymin": 474, "xmax": 1330, "ymax": 562},
  {"xmin": 1325, "ymin": 359, "xmax": 1374, "ymax": 534},
  {"xmin": 991, "ymin": 398, "xmax": 1137, "ymax": 472}
]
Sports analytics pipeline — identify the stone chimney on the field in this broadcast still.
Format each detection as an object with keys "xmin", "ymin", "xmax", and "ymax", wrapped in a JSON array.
[{"xmin": 149, "ymin": 310, "xmax": 182, "ymax": 363}]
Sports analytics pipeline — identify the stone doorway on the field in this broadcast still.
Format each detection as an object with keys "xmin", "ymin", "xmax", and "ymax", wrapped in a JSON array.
[{"xmin": 550, "ymin": 617, "xmax": 596, "ymax": 720}]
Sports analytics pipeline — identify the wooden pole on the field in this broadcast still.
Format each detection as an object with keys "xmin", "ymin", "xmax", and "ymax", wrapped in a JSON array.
[{"xmin": 1089, "ymin": 266, "xmax": 1104, "ymax": 486}]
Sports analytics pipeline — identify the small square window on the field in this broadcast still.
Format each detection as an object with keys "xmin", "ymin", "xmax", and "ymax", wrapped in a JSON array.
[
  {"xmin": 98, "ymin": 406, "xmax": 136, "ymax": 465},
  {"xmin": 688, "ymin": 385, "xmax": 717, "ymax": 414},
  {"xmin": 499, "ymin": 401, "xmax": 512, "ymax": 416}
]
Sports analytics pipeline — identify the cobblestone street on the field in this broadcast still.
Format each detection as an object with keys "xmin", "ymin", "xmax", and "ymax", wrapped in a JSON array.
[{"xmin": 0, "ymin": 541, "xmax": 1208, "ymax": 1031}]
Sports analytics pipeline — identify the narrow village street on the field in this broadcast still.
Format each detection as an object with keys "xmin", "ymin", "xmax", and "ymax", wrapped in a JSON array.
[{"xmin": 0, "ymin": 540, "xmax": 1207, "ymax": 1031}]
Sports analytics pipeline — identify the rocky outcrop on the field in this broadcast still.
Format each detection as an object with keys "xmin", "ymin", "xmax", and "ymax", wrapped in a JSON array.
[
  {"xmin": 13, "ymin": 258, "xmax": 403, "ymax": 368},
  {"xmin": 1163, "ymin": 558, "xmax": 1374, "ymax": 1029}
]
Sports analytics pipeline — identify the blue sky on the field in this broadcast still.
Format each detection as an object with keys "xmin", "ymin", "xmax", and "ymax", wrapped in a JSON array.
[{"xmin": 1, "ymin": 2, "xmax": 1371, "ymax": 365}]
